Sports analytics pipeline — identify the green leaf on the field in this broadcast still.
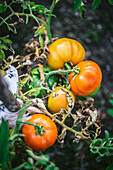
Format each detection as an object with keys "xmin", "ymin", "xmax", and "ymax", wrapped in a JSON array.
[
  {"xmin": 2, "ymin": 39, "xmax": 12, "ymax": 44},
  {"xmin": 44, "ymin": 163, "xmax": 59, "ymax": 170},
  {"xmin": 0, "ymin": 119, "xmax": 10, "ymax": 164},
  {"xmin": 108, "ymin": 0, "xmax": 113, "ymax": 5},
  {"xmin": 92, "ymin": 0, "xmax": 102, "ymax": 10},
  {"xmin": 96, "ymin": 156, "xmax": 101, "ymax": 162},
  {"xmin": 0, "ymin": 4, "xmax": 7, "ymax": 13},
  {"xmin": 0, "ymin": 44, "xmax": 8, "ymax": 50},
  {"xmin": 12, "ymin": 162, "xmax": 27, "ymax": 170},
  {"xmin": 36, "ymin": 5, "xmax": 46, "ymax": 11},
  {"xmin": 34, "ymin": 25, "xmax": 45, "ymax": 37},
  {"xmin": 107, "ymin": 108, "xmax": 113, "ymax": 116},
  {"xmin": 0, "ymin": 49, "xmax": 5, "ymax": 59},
  {"xmin": 105, "ymin": 130, "xmax": 109, "ymax": 139},
  {"xmin": 13, "ymin": 101, "xmax": 32, "ymax": 134},
  {"xmin": 30, "ymin": 2, "xmax": 36, "ymax": 6},
  {"xmin": 73, "ymin": 0, "xmax": 82, "ymax": 14},
  {"xmin": 109, "ymin": 99, "xmax": 113, "ymax": 105},
  {"xmin": 39, "ymin": 35, "xmax": 44, "ymax": 49},
  {"xmin": 106, "ymin": 163, "xmax": 113, "ymax": 170},
  {"xmin": 38, "ymin": 155, "xmax": 50, "ymax": 166}
]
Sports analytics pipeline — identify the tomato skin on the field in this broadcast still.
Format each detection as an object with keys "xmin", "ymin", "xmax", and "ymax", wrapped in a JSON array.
[
  {"xmin": 88, "ymin": 84, "xmax": 101, "ymax": 97},
  {"xmin": 69, "ymin": 61, "xmax": 102, "ymax": 96},
  {"xmin": 48, "ymin": 86, "xmax": 75, "ymax": 113},
  {"xmin": 47, "ymin": 38, "xmax": 85, "ymax": 70},
  {"xmin": 22, "ymin": 114, "xmax": 58, "ymax": 151}
]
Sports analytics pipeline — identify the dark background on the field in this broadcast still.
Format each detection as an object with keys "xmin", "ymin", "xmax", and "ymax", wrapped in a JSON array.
[{"xmin": 1, "ymin": 0, "xmax": 113, "ymax": 169}]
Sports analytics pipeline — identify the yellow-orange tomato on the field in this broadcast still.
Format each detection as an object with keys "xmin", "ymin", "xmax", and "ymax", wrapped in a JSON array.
[
  {"xmin": 22, "ymin": 114, "xmax": 58, "ymax": 151},
  {"xmin": 48, "ymin": 86, "xmax": 75, "ymax": 113},
  {"xmin": 47, "ymin": 38, "xmax": 85, "ymax": 70},
  {"xmin": 69, "ymin": 60, "xmax": 102, "ymax": 96}
]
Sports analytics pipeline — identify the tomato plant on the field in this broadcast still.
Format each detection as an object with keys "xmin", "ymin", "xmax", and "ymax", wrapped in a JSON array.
[
  {"xmin": 48, "ymin": 86, "xmax": 75, "ymax": 113},
  {"xmin": 22, "ymin": 114, "xmax": 58, "ymax": 151},
  {"xmin": 69, "ymin": 60, "xmax": 102, "ymax": 96},
  {"xmin": 47, "ymin": 38, "xmax": 85, "ymax": 70}
]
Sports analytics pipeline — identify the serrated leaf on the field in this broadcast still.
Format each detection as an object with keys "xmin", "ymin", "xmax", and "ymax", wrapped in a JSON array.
[
  {"xmin": 73, "ymin": 0, "xmax": 82, "ymax": 14},
  {"xmin": 108, "ymin": 0, "xmax": 113, "ymax": 5},
  {"xmin": 107, "ymin": 108, "xmax": 113, "ymax": 116},
  {"xmin": 0, "ymin": 119, "xmax": 10, "ymax": 163},
  {"xmin": 0, "ymin": 49, "xmax": 5, "ymax": 59},
  {"xmin": 92, "ymin": 0, "xmax": 102, "ymax": 11}
]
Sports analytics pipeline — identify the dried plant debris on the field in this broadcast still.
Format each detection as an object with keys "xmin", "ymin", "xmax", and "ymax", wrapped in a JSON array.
[{"xmin": 73, "ymin": 97, "xmax": 101, "ymax": 140}]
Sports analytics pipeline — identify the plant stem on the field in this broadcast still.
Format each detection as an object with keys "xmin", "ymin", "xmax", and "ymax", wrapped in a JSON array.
[
  {"xmin": 0, "ymin": 12, "xmax": 48, "ymax": 34},
  {"xmin": 36, "ymin": 107, "xmax": 88, "ymax": 140},
  {"xmin": 44, "ymin": 69, "xmax": 73, "ymax": 83},
  {"xmin": 20, "ymin": 87, "xmax": 51, "ymax": 98},
  {"xmin": 47, "ymin": 0, "xmax": 58, "ymax": 41}
]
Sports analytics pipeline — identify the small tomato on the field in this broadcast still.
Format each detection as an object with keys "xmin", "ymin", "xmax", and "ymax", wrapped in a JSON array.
[
  {"xmin": 48, "ymin": 86, "xmax": 75, "ymax": 113},
  {"xmin": 69, "ymin": 60, "xmax": 102, "ymax": 96},
  {"xmin": 22, "ymin": 114, "xmax": 58, "ymax": 151},
  {"xmin": 47, "ymin": 38, "xmax": 85, "ymax": 70}
]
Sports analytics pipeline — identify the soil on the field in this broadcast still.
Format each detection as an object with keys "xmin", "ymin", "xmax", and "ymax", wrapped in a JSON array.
[{"xmin": 1, "ymin": 0, "xmax": 113, "ymax": 169}]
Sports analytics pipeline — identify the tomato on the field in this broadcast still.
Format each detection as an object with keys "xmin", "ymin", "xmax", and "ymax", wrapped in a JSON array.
[
  {"xmin": 47, "ymin": 38, "xmax": 85, "ymax": 70},
  {"xmin": 69, "ymin": 61, "xmax": 102, "ymax": 96},
  {"xmin": 22, "ymin": 114, "xmax": 58, "ymax": 151},
  {"xmin": 25, "ymin": 67, "xmax": 56, "ymax": 97},
  {"xmin": 48, "ymin": 86, "xmax": 75, "ymax": 113},
  {"xmin": 88, "ymin": 84, "xmax": 101, "ymax": 97}
]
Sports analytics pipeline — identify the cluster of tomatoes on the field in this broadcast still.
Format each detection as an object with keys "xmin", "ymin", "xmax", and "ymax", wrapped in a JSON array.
[{"xmin": 22, "ymin": 38, "xmax": 102, "ymax": 151}]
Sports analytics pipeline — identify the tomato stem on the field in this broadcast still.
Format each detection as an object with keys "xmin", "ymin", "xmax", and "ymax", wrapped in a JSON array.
[
  {"xmin": 17, "ymin": 120, "xmax": 45, "ymax": 136},
  {"xmin": 35, "ymin": 106, "xmax": 90, "ymax": 140},
  {"xmin": 44, "ymin": 66, "xmax": 80, "ymax": 85}
]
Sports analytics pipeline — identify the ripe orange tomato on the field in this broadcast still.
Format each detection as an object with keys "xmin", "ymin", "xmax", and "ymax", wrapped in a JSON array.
[
  {"xmin": 47, "ymin": 38, "xmax": 85, "ymax": 70},
  {"xmin": 48, "ymin": 86, "xmax": 75, "ymax": 113},
  {"xmin": 69, "ymin": 60, "xmax": 102, "ymax": 96},
  {"xmin": 22, "ymin": 114, "xmax": 58, "ymax": 151}
]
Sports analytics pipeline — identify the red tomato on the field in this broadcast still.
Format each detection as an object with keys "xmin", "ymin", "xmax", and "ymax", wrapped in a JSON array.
[
  {"xmin": 47, "ymin": 38, "xmax": 85, "ymax": 70},
  {"xmin": 22, "ymin": 114, "xmax": 58, "ymax": 151},
  {"xmin": 69, "ymin": 61, "xmax": 102, "ymax": 96}
]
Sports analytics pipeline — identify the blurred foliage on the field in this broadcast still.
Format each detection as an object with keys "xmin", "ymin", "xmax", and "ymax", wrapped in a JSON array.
[
  {"xmin": 90, "ymin": 130, "xmax": 113, "ymax": 169},
  {"xmin": 107, "ymin": 94, "xmax": 113, "ymax": 116}
]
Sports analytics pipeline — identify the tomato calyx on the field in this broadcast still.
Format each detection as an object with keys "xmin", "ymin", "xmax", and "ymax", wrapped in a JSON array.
[
  {"xmin": 72, "ymin": 66, "xmax": 80, "ymax": 79},
  {"xmin": 35, "ymin": 123, "xmax": 45, "ymax": 136}
]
